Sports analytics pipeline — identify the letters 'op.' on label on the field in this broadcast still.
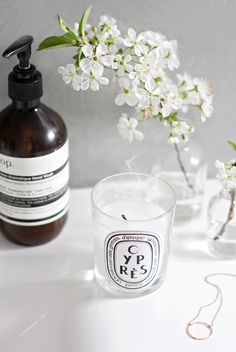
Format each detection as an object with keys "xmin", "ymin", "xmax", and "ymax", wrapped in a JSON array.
[
  {"xmin": 105, "ymin": 231, "xmax": 161, "ymax": 291},
  {"xmin": 0, "ymin": 141, "xmax": 69, "ymax": 226}
]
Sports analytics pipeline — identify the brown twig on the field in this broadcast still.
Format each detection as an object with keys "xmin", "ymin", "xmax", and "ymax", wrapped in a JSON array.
[
  {"xmin": 213, "ymin": 188, "xmax": 235, "ymax": 240},
  {"xmin": 174, "ymin": 143, "xmax": 195, "ymax": 195}
]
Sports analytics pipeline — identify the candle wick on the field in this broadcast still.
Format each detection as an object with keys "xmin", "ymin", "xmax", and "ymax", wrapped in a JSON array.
[{"xmin": 121, "ymin": 214, "xmax": 127, "ymax": 221}]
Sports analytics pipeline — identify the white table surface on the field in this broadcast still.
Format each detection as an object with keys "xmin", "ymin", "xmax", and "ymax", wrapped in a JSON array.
[{"xmin": 1, "ymin": 180, "xmax": 236, "ymax": 352}]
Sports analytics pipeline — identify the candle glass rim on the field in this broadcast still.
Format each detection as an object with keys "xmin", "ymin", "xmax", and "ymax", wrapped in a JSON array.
[{"xmin": 91, "ymin": 172, "xmax": 176, "ymax": 222}]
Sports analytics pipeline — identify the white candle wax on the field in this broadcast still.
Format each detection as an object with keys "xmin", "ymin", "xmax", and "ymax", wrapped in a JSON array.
[{"xmin": 103, "ymin": 199, "xmax": 164, "ymax": 221}]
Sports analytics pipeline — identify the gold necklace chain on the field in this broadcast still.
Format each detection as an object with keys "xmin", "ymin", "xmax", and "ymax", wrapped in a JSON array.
[{"xmin": 186, "ymin": 273, "xmax": 236, "ymax": 340}]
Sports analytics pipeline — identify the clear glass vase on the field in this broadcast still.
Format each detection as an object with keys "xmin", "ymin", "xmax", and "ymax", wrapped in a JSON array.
[
  {"xmin": 208, "ymin": 187, "xmax": 236, "ymax": 258},
  {"xmin": 127, "ymin": 140, "xmax": 207, "ymax": 225}
]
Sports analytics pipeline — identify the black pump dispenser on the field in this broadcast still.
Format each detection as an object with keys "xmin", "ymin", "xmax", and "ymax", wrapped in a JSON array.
[{"xmin": 2, "ymin": 36, "xmax": 43, "ymax": 102}]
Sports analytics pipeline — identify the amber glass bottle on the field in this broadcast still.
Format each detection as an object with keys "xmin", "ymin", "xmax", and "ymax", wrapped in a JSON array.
[{"xmin": 0, "ymin": 36, "xmax": 69, "ymax": 246}]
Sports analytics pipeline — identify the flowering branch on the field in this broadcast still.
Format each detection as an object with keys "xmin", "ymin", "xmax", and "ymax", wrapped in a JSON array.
[
  {"xmin": 38, "ymin": 6, "xmax": 213, "ymax": 192},
  {"xmin": 213, "ymin": 188, "xmax": 235, "ymax": 240},
  {"xmin": 214, "ymin": 141, "xmax": 236, "ymax": 240},
  {"xmin": 174, "ymin": 143, "xmax": 195, "ymax": 194}
]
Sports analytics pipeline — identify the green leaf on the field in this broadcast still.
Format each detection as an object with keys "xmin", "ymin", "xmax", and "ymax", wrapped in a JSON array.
[
  {"xmin": 79, "ymin": 6, "xmax": 92, "ymax": 37},
  {"xmin": 228, "ymin": 140, "xmax": 236, "ymax": 151},
  {"xmin": 57, "ymin": 15, "xmax": 72, "ymax": 32},
  {"xmin": 63, "ymin": 31, "xmax": 79, "ymax": 42},
  {"xmin": 37, "ymin": 32, "xmax": 78, "ymax": 51}
]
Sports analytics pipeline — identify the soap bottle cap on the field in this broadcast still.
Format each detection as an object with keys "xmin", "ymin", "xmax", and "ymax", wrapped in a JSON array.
[{"xmin": 2, "ymin": 35, "xmax": 43, "ymax": 102}]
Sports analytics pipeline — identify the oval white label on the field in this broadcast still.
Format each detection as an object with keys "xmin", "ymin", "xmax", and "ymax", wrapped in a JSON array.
[{"xmin": 105, "ymin": 232, "xmax": 161, "ymax": 291}]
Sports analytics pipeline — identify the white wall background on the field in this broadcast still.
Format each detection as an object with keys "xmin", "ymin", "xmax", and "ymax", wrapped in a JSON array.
[{"xmin": 0, "ymin": 0, "xmax": 235, "ymax": 187}]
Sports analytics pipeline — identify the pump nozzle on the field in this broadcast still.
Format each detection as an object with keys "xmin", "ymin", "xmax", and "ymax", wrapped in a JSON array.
[
  {"xmin": 2, "ymin": 35, "xmax": 42, "ymax": 102},
  {"xmin": 2, "ymin": 35, "xmax": 33, "ymax": 69}
]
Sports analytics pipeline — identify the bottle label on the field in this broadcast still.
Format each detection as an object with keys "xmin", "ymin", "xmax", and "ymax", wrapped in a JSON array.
[
  {"xmin": 0, "ymin": 141, "xmax": 69, "ymax": 226},
  {"xmin": 105, "ymin": 231, "xmax": 161, "ymax": 291}
]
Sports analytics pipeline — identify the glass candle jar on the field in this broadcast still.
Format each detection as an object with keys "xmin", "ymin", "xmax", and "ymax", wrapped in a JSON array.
[{"xmin": 91, "ymin": 173, "xmax": 176, "ymax": 297}]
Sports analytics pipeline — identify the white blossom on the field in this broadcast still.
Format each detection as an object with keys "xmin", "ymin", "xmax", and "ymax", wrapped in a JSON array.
[
  {"xmin": 71, "ymin": 75, "xmax": 83, "ymax": 91},
  {"xmin": 160, "ymin": 88, "xmax": 183, "ymax": 117},
  {"xmin": 177, "ymin": 74, "xmax": 213, "ymax": 119},
  {"xmin": 115, "ymin": 77, "xmax": 138, "ymax": 106},
  {"xmin": 215, "ymin": 160, "xmax": 236, "ymax": 189},
  {"xmin": 201, "ymin": 95, "xmax": 214, "ymax": 122},
  {"xmin": 156, "ymin": 40, "xmax": 179, "ymax": 70},
  {"xmin": 177, "ymin": 73, "xmax": 195, "ymax": 91},
  {"xmin": 98, "ymin": 15, "xmax": 121, "ymax": 47},
  {"xmin": 129, "ymin": 51, "xmax": 164, "ymax": 84},
  {"xmin": 99, "ymin": 15, "xmax": 117, "ymax": 28},
  {"xmin": 84, "ymin": 23, "xmax": 94, "ymax": 39},
  {"xmin": 139, "ymin": 31, "xmax": 166, "ymax": 48},
  {"xmin": 135, "ymin": 80, "xmax": 161, "ymax": 115},
  {"xmin": 112, "ymin": 54, "xmax": 133, "ymax": 77},
  {"xmin": 117, "ymin": 113, "xmax": 144, "ymax": 142},
  {"xmin": 168, "ymin": 135, "xmax": 180, "ymax": 144},
  {"xmin": 167, "ymin": 120, "xmax": 194, "ymax": 144},
  {"xmin": 194, "ymin": 78, "xmax": 211, "ymax": 100},
  {"xmin": 80, "ymin": 42, "xmax": 113, "ymax": 74},
  {"xmin": 194, "ymin": 79, "xmax": 214, "ymax": 121},
  {"xmin": 138, "ymin": 96, "xmax": 161, "ymax": 118},
  {"xmin": 123, "ymin": 28, "xmax": 149, "ymax": 56},
  {"xmin": 57, "ymin": 64, "xmax": 81, "ymax": 90},
  {"xmin": 80, "ymin": 63, "xmax": 109, "ymax": 91}
]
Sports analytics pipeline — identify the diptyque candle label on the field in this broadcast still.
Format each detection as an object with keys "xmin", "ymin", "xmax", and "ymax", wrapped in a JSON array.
[
  {"xmin": 0, "ymin": 141, "xmax": 69, "ymax": 226},
  {"xmin": 105, "ymin": 232, "xmax": 161, "ymax": 290}
]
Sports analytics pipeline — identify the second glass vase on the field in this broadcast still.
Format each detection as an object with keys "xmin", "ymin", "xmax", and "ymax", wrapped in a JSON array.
[{"xmin": 208, "ymin": 187, "xmax": 236, "ymax": 258}]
